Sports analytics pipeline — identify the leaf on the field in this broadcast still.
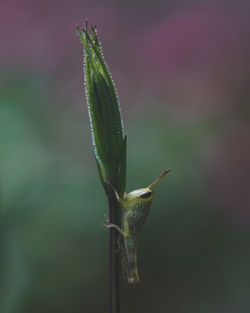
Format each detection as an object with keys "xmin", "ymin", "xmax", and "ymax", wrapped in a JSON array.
[{"xmin": 77, "ymin": 22, "xmax": 126, "ymax": 196}]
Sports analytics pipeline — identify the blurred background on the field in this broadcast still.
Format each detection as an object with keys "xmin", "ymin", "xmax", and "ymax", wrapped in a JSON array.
[{"xmin": 1, "ymin": 0, "xmax": 250, "ymax": 312}]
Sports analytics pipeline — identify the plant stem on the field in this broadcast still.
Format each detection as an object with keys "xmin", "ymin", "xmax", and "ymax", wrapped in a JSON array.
[
  {"xmin": 108, "ymin": 192, "xmax": 120, "ymax": 313},
  {"xmin": 78, "ymin": 23, "xmax": 125, "ymax": 313}
]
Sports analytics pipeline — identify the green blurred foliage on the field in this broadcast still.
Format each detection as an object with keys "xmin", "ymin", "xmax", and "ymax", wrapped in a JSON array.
[{"xmin": 1, "ymin": 73, "xmax": 250, "ymax": 313}]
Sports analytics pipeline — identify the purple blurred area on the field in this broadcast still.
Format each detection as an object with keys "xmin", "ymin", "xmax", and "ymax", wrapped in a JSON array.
[{"xmin": 2, "ymin": 0, "xmax": 249, "ymax": 108}]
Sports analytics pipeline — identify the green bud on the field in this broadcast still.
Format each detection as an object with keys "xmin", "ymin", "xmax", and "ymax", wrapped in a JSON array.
[{"xmin": 77, "ymin": 23, "xmax": 126, "ymax": 195}]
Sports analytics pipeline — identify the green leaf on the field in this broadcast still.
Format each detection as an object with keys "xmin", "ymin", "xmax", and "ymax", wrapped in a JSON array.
[{"xmin": 77, "ymin": 22, "xmax": 126, "ymax": 196}]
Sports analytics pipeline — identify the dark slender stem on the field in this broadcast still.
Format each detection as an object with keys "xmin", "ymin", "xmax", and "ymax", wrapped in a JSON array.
[{"xmin": 108, "ymin": 193, "xmax": 120, "ymax": 313}]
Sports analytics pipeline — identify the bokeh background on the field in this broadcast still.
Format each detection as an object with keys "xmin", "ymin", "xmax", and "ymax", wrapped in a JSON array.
[{"xmin": 1, "ymin": 0, "xmax": 250, "ymax": 312}]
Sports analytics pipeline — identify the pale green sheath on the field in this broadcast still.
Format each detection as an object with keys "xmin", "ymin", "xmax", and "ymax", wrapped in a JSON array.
[{"xmin": 105, "ymin": 169, "xmax": 171, "ymax": 284}]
